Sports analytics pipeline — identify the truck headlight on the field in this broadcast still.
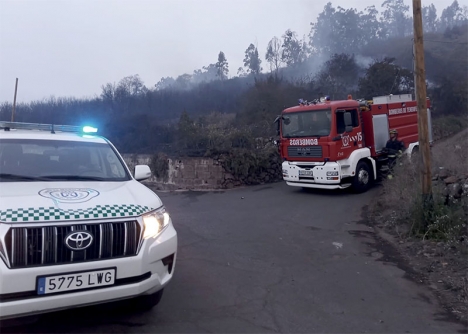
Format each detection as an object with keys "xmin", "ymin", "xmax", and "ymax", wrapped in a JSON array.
[
  {"xmin": 142, "ymin": 207, "xmax": 170, "ymax": 239},
  {"xmin": 326, "ymin": 171, "xmax": 339, "ymax": 176}
]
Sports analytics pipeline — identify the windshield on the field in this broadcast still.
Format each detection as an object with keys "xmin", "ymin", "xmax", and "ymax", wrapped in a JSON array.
[
  {"xmin": 282, "ymin": 109, "xmax": 331, "ymax": 138},
  {"xmin": 0, "ymin": 139, "xmax": 131, "ymax": 182}
]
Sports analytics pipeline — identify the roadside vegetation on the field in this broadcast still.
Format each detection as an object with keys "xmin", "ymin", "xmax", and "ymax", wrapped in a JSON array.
[{"xmin": 368, "ymin": 129, "xmax": 468, "ymax": 319}]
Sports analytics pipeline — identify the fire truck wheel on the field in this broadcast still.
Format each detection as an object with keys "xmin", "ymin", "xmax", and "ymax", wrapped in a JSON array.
[{"xmin": 352, "ymin": 161, "xmax": 372, "ymax": 193}]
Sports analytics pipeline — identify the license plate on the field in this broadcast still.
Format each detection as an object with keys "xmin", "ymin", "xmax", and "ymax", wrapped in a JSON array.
[
  {"xmin": 299, "ymin": 170, "xmax": 313, "ymax": 177},
  {"xmin": 37, "ymin": 268, "xmax": 116, "ymax": 295}
]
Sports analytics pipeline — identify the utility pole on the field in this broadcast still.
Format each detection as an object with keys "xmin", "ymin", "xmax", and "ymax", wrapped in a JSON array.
[
  {"xmin": 412, "ymin": 0, "xmax": 433, "ymax": 215},
  {"xmin": 11, "ymin": 78, "xmax": 18, "ymax": 122}
]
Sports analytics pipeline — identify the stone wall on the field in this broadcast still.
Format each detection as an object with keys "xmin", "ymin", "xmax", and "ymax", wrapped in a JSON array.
[
  {"xmin": 123, "ymin": 154, "xmax": 227, "ymax": 191},
  {"xmin": 123, "ymin": 147, "xmax": 283, "ymax": 191}
]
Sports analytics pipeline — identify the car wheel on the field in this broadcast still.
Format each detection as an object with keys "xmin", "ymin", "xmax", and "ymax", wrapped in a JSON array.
[{"xmin": 352, "ymin": 161, "xmax": 372, "ymax": 193}]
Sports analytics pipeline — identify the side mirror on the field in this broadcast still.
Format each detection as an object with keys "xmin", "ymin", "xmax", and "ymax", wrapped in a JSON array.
[{"xmin": 134, "ymin": 165, "xmax": 152, "ymax": 181}]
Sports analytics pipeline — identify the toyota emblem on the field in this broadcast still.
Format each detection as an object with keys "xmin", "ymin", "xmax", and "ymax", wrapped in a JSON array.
[{"xmin": 64, "ymin": 231, "xmax": 93, "ymax": 251}]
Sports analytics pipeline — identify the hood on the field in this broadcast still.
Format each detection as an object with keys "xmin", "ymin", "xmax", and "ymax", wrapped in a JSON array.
[{"xmin": 0, "ymin": 180, "xmax": 162, "ymax": 223}]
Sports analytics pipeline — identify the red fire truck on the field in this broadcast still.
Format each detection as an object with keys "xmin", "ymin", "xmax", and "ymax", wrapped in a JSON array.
[{"xmin": 276, "ymin": 94, "xmax": 432, "ymax": 192}]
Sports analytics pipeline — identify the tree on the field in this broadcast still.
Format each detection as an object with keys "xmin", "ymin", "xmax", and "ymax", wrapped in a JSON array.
[
  {"xmin": 315, "ymin": 54, "xmax": 361, "ymax": 99},
  {"xmin": 155, "ymin": 77, "xmax": 176, "ymax": 90},
  {"xmin": 243, "ymin": 43, "xmax": 262, "ymax": 75},
  {"xmin": 281, "ymin": 30, "xmax": 306, "ymax": 66},
  {"xmin": 192, "ymin": 64, "xmax": 217, "ymax": 84},
  {"xmin": 265, "ymin": 37, "xmax": 283, "ymax": 73},
  {"xmin": 115, "ymin": 74, "xmax": 146, "ymax": 98},
  {"xmin": 439, "ymin": 0, "xmax": 468, "ymax": 31},
  {"xmin": 177, "ymin": 111, "xmax": 198, "ymax": 151},
  {"xmin": 101, "ymin": 83, "xmax": 116, "ymax": 102},
  {"xmin": 359, "ymin": 6, "xmax": 382, "ymax": 41},
  {"xmin": 309, "ymin": 3, "xmax": 365, "ymax": 56},
  {"xmin": 380, "ymin": 0, "xmax": 412, "ymax": 38},
  {"xmin": 237, "ymin": 67, "xmax": 248, "ymax": 77},
  {"xmin": 216, "ymin": 51, "xmax": 229, "ymax": 80},
  {"xmin": 422, "ymin": 4, "xmax": 439, "ymax": 33},
  {"xmin": 358, "ymin": 57, "xmax": 414, "ymax": 99},
  {"xmin": 173, "ymin": 74, "xmax": 192, "ymax": 90}
]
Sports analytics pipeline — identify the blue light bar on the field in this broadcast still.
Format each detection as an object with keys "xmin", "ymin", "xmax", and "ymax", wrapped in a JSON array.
[
  {"xmin": 0, "ymin": 121, "xmax": 98, "ymax": 134},
  {"xmin": 82, "ymin": 126, "xmax": 98, "ymax": 133}
]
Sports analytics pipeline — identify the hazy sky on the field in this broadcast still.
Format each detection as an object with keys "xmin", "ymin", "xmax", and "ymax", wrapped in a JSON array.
[{"xmin": 0, "ymin": 0, "xmax": 461, "ymax": 103}]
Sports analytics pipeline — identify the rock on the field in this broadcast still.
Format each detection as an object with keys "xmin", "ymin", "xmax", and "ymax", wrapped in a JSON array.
[
  {"xmin": 444, "ymin": 176, "xmax": 458, "ymax": 185},
  {"xmin": 439, "ymin": 168, "xmax": 450, "ymax": 179},
  {"xmin": 448, "ymin": 183, "xmax": 463, "ymax": 198}
]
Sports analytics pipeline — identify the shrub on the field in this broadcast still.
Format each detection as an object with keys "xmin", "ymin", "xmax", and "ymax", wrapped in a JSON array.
[
  {"xmin": 219, "ymin": 147, "xmax": 282, "ymax": 184},
  {"xmin": 375, "ymin": 128, "xmax": 468, "ymax": 247},
  {"xmin": 150, "ymin": 153, "xmax": 169, "ymax": 181},
  {"xmin": 432, "ymin": 115, "xmax": 468, "ymax": 141}
]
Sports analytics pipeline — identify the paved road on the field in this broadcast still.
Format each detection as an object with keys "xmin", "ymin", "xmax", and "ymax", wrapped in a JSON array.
[{"xmin": 3, "ymin": 183, "xmax": 466, "ymax": 333}]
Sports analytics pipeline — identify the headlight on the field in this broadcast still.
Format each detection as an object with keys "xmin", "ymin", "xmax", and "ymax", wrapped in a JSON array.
[
  {"xmin": 142, "ymin": 207, "xmax": 171, "ymax": 239},
  {"xmin": 326, "ymin": 171, "xmax": 339, "ymax": 176}
]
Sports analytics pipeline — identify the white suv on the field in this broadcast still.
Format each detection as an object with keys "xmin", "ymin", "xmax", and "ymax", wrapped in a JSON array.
[{"xmin": 0, "ymin": 122, "xmax": 177, "ymax": 320}]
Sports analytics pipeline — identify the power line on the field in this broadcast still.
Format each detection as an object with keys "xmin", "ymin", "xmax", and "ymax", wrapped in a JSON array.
[{"xmin": 424, "ymin": 39, "xmax": 468, "ymax": 45}]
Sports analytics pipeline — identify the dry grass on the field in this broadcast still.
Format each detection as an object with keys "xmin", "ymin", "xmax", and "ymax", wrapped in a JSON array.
[
  {"xmin": 431, "ymin": 129, "xmax": 468, "ymax": 176},
  {"xmin": 375, "ymin": 128, "xmax": 468, "ymax": 242},
  {"xmin": 369, "ymin": 125, "xmax": 468, "ymax": 321}
]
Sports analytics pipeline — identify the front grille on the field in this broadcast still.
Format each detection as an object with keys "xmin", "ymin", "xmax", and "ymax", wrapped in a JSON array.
[
  {"xmin": 4, "ymin": 221, "xmax": 141, "ymax": 269},
  {"xmin": 288, "ymin": 146, "xmax": 323, "ymax": 158}
]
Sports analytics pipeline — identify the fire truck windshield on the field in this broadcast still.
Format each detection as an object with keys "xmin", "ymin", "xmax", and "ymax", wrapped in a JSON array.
[{"xmin": 282, "ymin": 109, "xmax": 331, "ymax": 138}]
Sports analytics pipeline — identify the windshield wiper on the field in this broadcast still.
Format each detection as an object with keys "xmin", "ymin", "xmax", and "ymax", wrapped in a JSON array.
[{"xmin": 0, "ymin": 173, "xmax": 50, "ymax": 181}]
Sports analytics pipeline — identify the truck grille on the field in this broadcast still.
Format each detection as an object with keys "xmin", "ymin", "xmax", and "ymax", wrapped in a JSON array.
[
  {"xmin": 4, "ymin": 221, "xmax": 141, "ymax": 269},
  {"xmin": 288, "ymin": 146, "xmax": 323, "ymax": 158}
]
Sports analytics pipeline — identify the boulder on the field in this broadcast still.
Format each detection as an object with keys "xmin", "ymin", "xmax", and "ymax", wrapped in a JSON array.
[
  {"xmin": 439, "ymin": 168, "xmax": 450, "ymax": 179},
  {"xmin": 448, "ymin": 183, "xmax": 463, "ymax": 199},
  {"xmin": 444, "ymin": 176, "xmax": 458, "ymax": 185}
]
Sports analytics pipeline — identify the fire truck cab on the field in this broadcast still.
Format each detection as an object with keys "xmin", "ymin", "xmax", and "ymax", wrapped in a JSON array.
[{"xmin": 277, "ymin": 94, "xmax": 432, "ymax": 192}]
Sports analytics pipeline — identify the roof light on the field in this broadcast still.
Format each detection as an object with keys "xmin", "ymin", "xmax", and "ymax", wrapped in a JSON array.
[
  {"xmin": 82, "ymin": 126, "xmax": 98, "ymax": 133},
  {"xmin": 0, "ymin": 121, "xmax": 99, "ymax": 134}
]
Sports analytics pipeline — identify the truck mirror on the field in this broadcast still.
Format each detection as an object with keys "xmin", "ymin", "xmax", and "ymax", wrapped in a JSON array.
[{"xmin": 274, "ymin": 115, "xmax": 281, "ymax": 135}]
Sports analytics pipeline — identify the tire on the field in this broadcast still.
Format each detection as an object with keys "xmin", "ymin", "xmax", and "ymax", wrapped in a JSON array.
[
  {"xmin": 352, "ymin": 161, "xmax": 372, "ymax": 193},
  {"xmin": 132, "ymin": 288, "xmax": 164, "ymax": 312}
]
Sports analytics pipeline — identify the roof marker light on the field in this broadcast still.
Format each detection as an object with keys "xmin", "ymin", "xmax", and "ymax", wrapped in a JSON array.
[{"xmin": 82, "ymin": 126, "xmax": 98, "ymax": 133}]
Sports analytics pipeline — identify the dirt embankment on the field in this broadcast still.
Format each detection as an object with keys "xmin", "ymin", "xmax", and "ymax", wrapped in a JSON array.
[{"xmin": 368, "ymin": 128, "xmax": 468, "ymax": 324}]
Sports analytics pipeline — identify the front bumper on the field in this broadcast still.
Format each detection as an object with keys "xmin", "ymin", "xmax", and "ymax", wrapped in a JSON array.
[
  {"xmin": 282, "ymin": 161, "xmax": 351, "ymax": 189},
  {"xmin": 0, "ymin": 223, "xmax": 177, "ymax": 320}
]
